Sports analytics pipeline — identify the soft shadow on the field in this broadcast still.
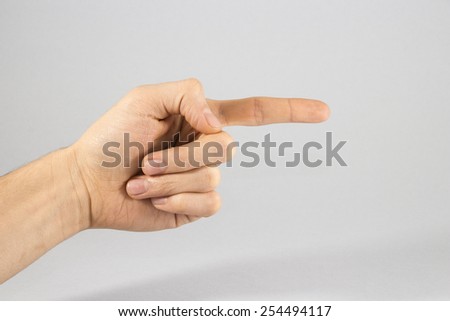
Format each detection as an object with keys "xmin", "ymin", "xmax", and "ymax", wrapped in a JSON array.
[{"xmin": 69, "ymin": 242, "xmax": 450, "ymax": 300}]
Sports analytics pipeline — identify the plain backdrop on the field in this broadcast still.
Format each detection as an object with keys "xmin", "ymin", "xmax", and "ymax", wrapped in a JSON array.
[{"xmin": 1, "ymin": 0, "xmax": 449, "ymax": 300}]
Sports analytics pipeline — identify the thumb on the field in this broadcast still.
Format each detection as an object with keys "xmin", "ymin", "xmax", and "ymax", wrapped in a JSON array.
[
  {"xmin": 177, "ymin": 78, "xmax": 222, "ymax": 134},
  {"xmin": 130, "ymin": 78, "xmax": 222, "ymax": 134}
]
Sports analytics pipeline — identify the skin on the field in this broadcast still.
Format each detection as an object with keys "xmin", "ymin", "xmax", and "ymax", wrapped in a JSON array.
[{"xmin": 0, "ymin": 78, "xmax": 329, "ymax": 283}]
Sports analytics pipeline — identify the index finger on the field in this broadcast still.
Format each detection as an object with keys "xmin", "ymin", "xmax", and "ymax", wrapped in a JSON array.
[{"xmin": 207, "ymin": 97, "xmax": 330, "ymax": 126}]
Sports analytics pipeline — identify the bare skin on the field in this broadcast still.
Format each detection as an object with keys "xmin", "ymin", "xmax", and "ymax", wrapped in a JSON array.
[{"xmin": 0, "ymin": 78, "xmax": 329, "ymax": 283}]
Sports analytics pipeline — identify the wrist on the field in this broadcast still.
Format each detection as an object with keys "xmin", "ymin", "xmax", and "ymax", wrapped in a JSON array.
[
  {"xmin": 52, "ymin": 147, "xmax": 92, "ymax": 234},
  {"xmin": 0, "ymin": 147, "xmax": 92, "ymax": 282}
]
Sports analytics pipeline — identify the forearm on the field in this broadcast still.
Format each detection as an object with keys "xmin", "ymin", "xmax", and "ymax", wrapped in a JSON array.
[{"xmin": 0, "ymin": 147, "xmax": 90, "ymax": 283}]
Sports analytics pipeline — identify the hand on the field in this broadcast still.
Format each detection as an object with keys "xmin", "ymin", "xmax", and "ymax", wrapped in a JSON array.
[
  {"xmin": 0, "ymin": 78, "xmax": 329, "ymax": 282},
  {"xmin": 71, "ymin": 78, "xmax": 330, "ymax": 232}
]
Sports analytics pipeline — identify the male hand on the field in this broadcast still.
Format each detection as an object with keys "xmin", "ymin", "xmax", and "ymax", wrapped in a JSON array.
[
  {"xmin": 0, "ymin": 78, "xmax": 329, "ymax": 282},
  {"xmin": 71, "ymin": 78, "xmax": 330, "ymax": 232}
]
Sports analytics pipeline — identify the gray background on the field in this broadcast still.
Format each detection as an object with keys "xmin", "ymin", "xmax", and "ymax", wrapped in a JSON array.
[{"xmin": 1, "ymin": 0, "xmax": 449, "ymax": 300}]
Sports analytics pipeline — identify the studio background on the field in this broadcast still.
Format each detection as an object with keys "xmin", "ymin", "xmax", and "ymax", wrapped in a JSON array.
[{"xmin": 1, "ymin": 0, "xmax": 449, "ymax": 300}]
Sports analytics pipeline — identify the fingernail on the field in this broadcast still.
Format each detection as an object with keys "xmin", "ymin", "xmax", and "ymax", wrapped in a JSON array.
[
  {"xmin": 127, "ymin": 179, "xmax": 149, "ymax": 196},
  {"xmin": 203, "ymin": 109, "xmax": 222, "ymax": 129},
  {"xmin": 144, "ymin": 157, "xmax": 167, "ymax": 175},
  {"xmin": 152, "ymin": 197, "xmax": 167, "ymax": 205}
]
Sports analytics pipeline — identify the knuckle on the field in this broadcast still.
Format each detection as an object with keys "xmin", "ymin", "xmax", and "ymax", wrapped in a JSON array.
[
  {"xmin": 220, "ymin": 131, "xmax": 235, "ymax": 146},
  {"xmin": 128, "ymin": 86, "xmax": 143, "ymax": 97},
  {"xmin": 125, "ymin": 85, "xmax": 154, "ymax": 111},
  {"xmin": 128, "ymin": 85, "xmax": 149, "ymax": 99},
  {"xmin": 252, "ymin": 97, "xmax": 265, "ymax": 125},
  {"xmin": 177, "ymin": 148, "xmax": 191, "ymax": 170},
  {"xmin": 217, "ymin": 132, "xmax": 236, "ymax": 161},
  {"xmin": 204, "ymin": 166, "xmax": 221, "ymax": 189},
  {"xmin": 151, "ymin": 177, "xmax": 176, "ymax": 195},
  {"xmin": 184, "ymin": 77, "xmax": 203, "ymax": 92},
  {"xmin": 205, "ymin": 192, "xmax": 221, "ymax": 216}
]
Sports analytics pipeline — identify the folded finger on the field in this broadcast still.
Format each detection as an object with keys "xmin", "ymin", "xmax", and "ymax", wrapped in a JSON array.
[
  {"xmin": 151, "ymin": 191, "xmax": 221, "ymax": 217},
  {"xmin": 142, "ymin": 132, "xmax": 235, "ymax": 175},
  {"xmin": 126, "ymin": 166, "xmax": 220, "ymax": 199}
]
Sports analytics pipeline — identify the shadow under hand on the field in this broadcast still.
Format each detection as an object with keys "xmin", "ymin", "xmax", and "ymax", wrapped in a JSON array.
[{"xmin": 71, "ymin": 239, "xmax": 450, "ymax": 301}]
